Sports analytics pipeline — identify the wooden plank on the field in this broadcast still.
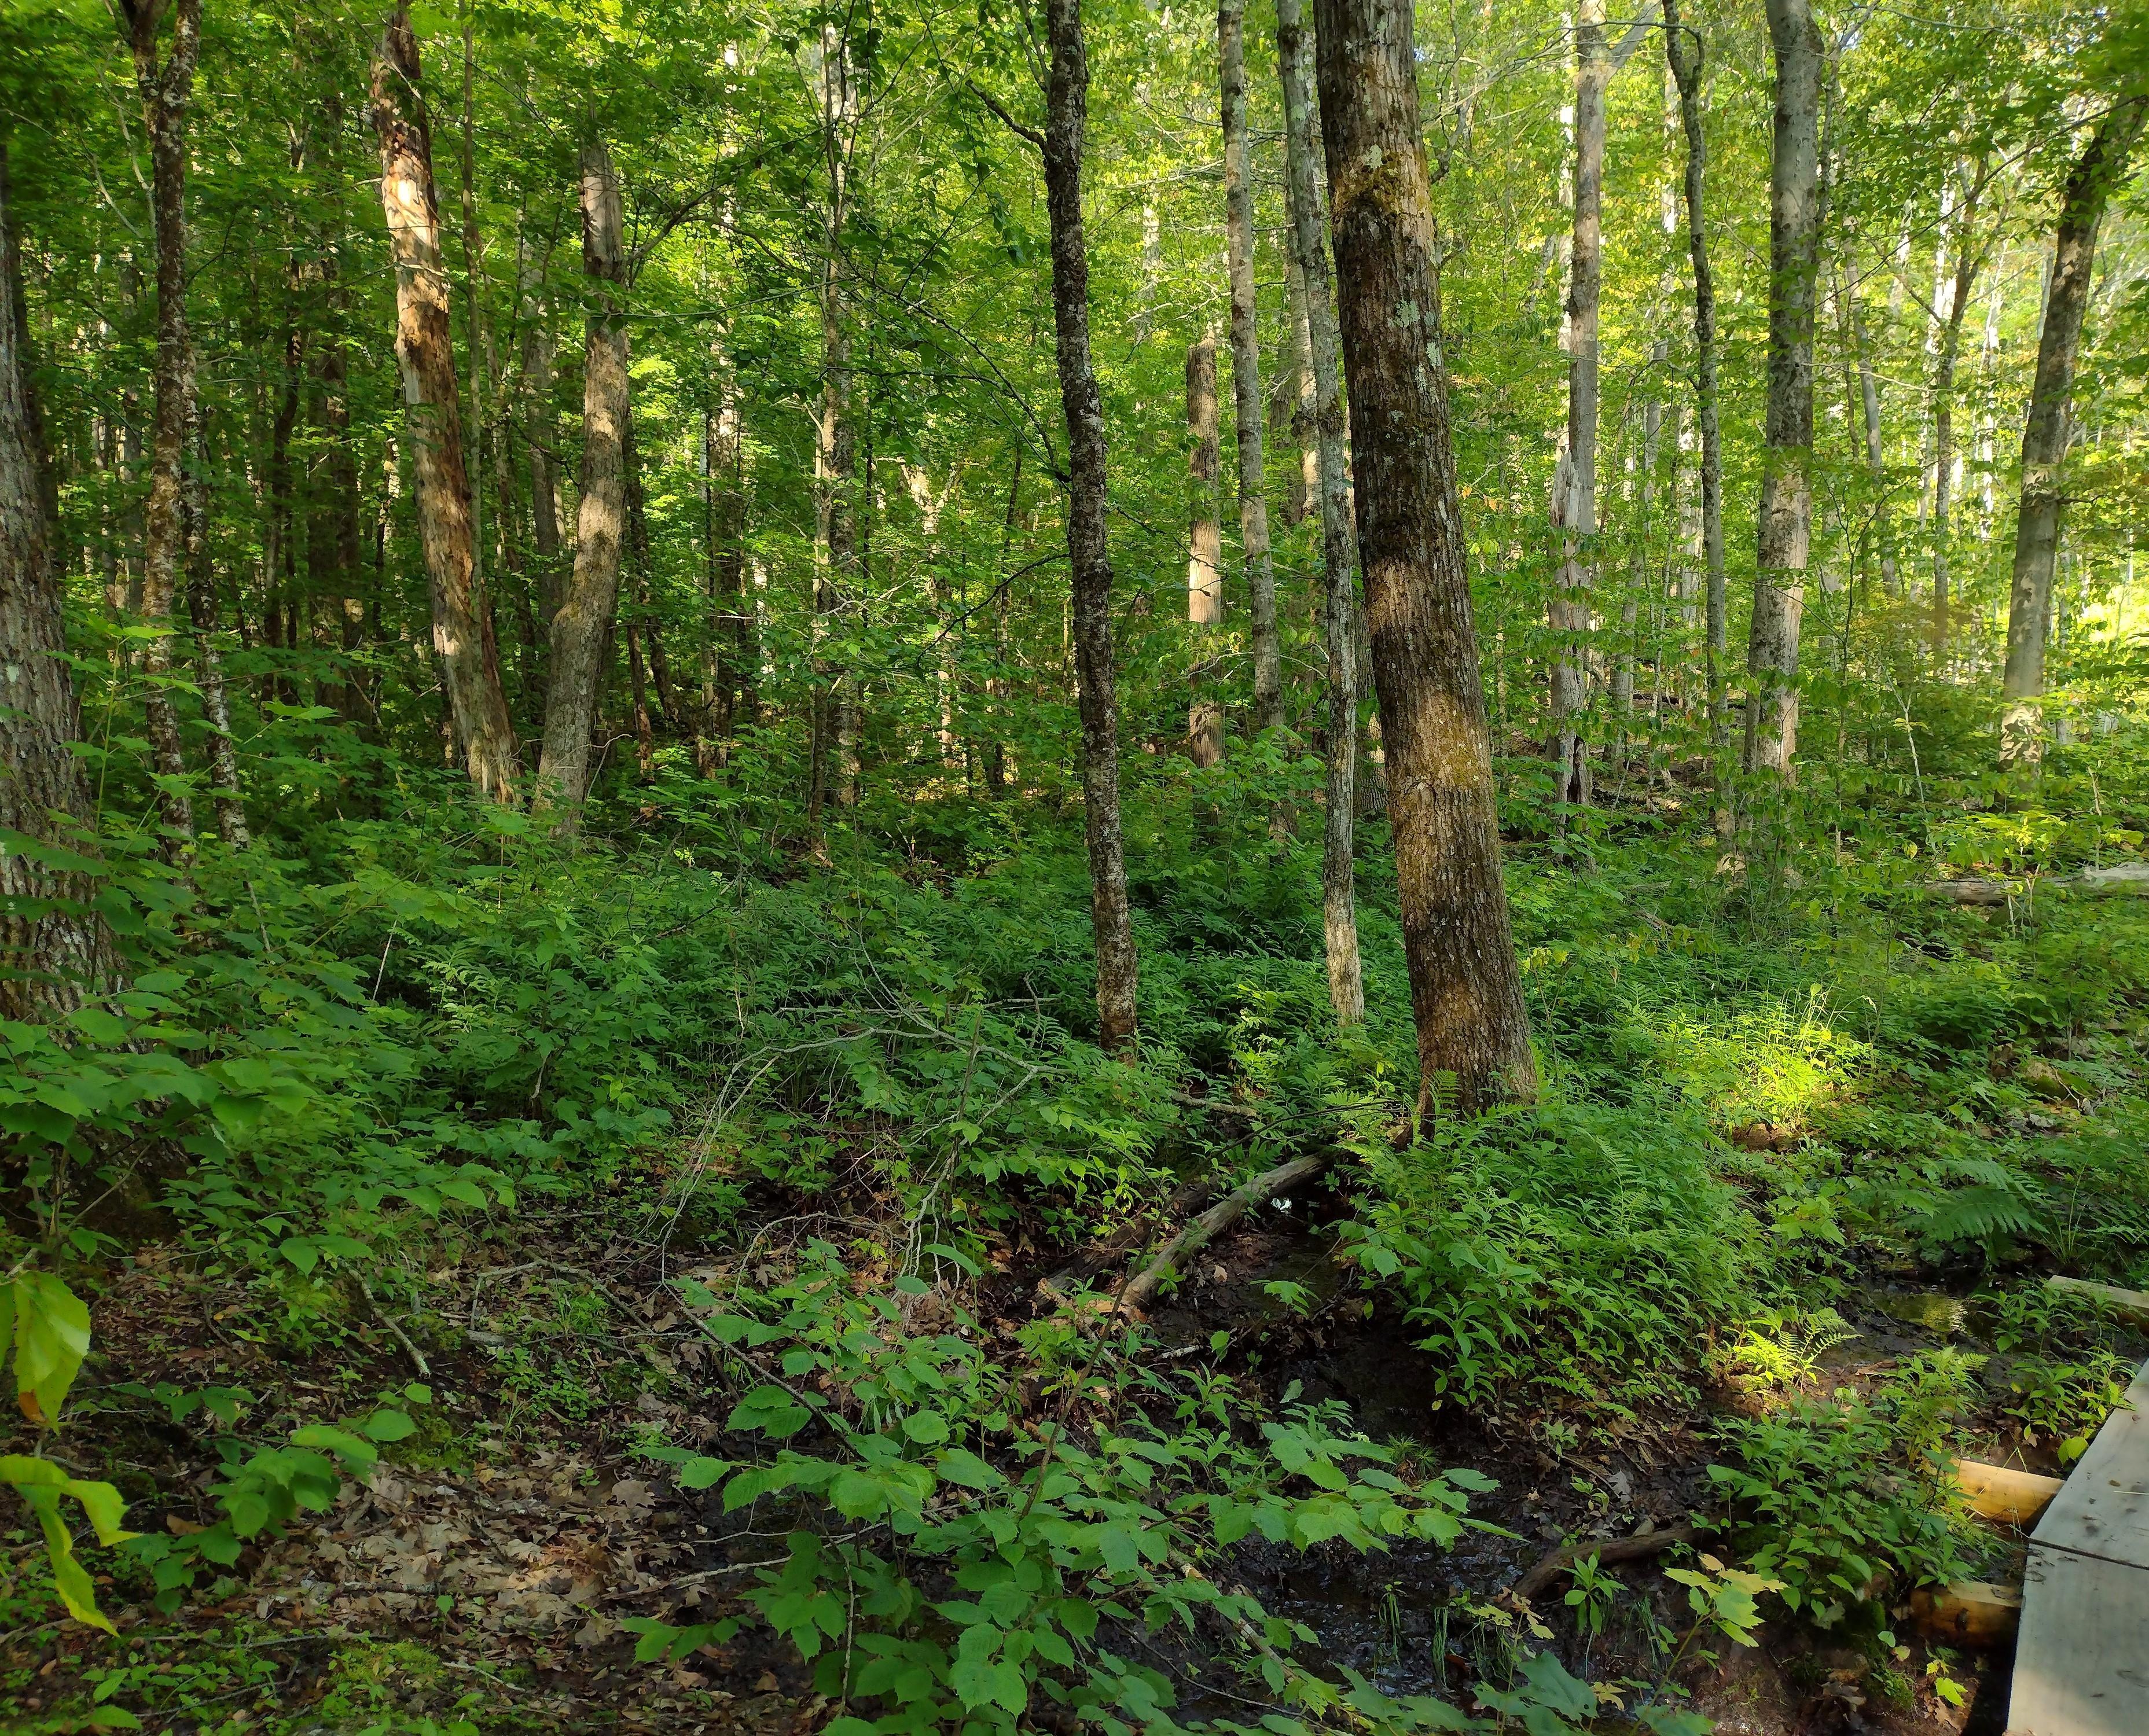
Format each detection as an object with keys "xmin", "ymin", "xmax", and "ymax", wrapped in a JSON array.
[
  {"xmin": 2030, "ymin": 1356, "xmax": 2149, "ymax": 1571},
  {"xmin": 1956, "ymin": 1459, "xmax": 2062, "ymax": 1527},
  {"xmin": 2004, "ymin": 1544, "xmax": 2149, "ymax": 1735},
  {"xmin": 2045, "ymin": 1273, "xmax": 2149, "ymax": 1326},
  {"xmin": 1908, "ymin": 1580, "xmax": 2018, "ymax": 1648}
]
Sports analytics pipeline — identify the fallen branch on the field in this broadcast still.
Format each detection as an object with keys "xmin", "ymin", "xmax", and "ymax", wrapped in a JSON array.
[
  {"xmin": 1117, "ymin": 1148, "xmax": 1344, "ymax": 1316},
  {"xmin": 1512, "ymin": 1524, "xmax": 1699, "ymax": 1602}
]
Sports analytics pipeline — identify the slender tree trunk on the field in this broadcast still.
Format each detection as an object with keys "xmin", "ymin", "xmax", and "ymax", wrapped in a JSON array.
[
  {"xmin": 369, "ymin": 2, "xmax": 520, "ymax": 800},
  {"xmin": 809, "ymin": 24, "xmax": 859, "ymax": 832},
  {"xmin": 519, "ymin": 237, "xmax": 562, "ymax": 657},
  {"xmin": 1277, "ymin": 0, "xmax": 1362, "ymax": 1024},
  {"xmin": 1930, "ymin": 175, "xmax": 1981, "ymax": 650},
  {"xmin": 1836, "ymin": 260, "xmax": 1897, "ymax": 595},
  {"xmin": 1743, "ymin": 0, "xmax": 1821, "ymax": 780},
  {"xmin": 183, "ymin": 407, "xmax": 247, "ymax": 845},
  {"xmin": 1, "ymin": 142, "xmax": 123, "ymax": 1017},
  {"xmin": 2001, "ymin": 95, "xmax": 2148, "ymax": 763},
  {"xmin": 1186, "ymin": 333, "xmax": 1225, "ymax": 765},
  {"xmin": 125, "ymin": 0, "xmax": 202, "ymax": 849},
  {"xmin": 1549, "ymin": 0, "xmax": 1613, "ymax": 810},
  {"xmin": 1314, "ymin": 0, "xmax": 1536, "ymax": 1115},
  {"xmin": 1219, "ymin": 0, "xmax": 1281, "ymax": 738},
  {"xmin": 1664, "ymin": 0, "xmax": 1725, "ymax": 756},
  {"xmin": 1270, "ymin": 245, "xmax": 1317, "ymax": 527},
  {"xmin": 984, "ymin": 440, "xmax": 1022, "ymax": 797},
  {"xmin": 263, "ymin": 312, "xmax": 304, "ymax": 705},
  {"xmin": 1043, "ymin": 0, "xmax": 1139, "ymax": 1054},
  {"xmin": 706, "ymin": 383, "xmax": 749, "ymax": 759},
  {"xmin": 313, "ymin": 250, "xmax": 368, "ymax": 721},
  {"xmin": 535, "ymin": 138, "xmax": 630, "ymax": 825}
]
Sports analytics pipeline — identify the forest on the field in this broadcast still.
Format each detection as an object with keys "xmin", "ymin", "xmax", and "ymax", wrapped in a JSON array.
[{"xmin": 2, "ymin": 0, "xmax": 2148, "ymax": 1729}]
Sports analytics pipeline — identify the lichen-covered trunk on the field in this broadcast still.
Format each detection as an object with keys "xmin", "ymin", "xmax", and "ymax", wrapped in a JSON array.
[
  {"xmin": 183, "ymin": 408, "xmax": 247, "ymax": 845},
  {"xmin": 1744, "ymin": 0, "xmax": 1821, "ymax": 780},
  {"xmin": 1276, "ymin": 0, "xmax": 1362, "ymax": 1024},
  {"xmin": 128, "ymin": 0, "xmax": 203, "ymax": 849},
  {"xmin": 2001, "ymin": 95, "xmax": 2147, "ymax": 763},
  {"xmin": 536, "ymin": 138, "xmax": 630, "ymax": 826},
  {"xmin": 1929, "ymin": 183, "xmax": 1981, "ymax": 650},
  {"xmin": 1269, "ymin": 245, "xmax": 1317, "ymax": 527},
  {"xmin": 1664, "ymin": 0, "xmax": 1725, "ymax": 754},
  {"xmin": 369, "ymin": 2, "xmax": 520, "ymax": 801},
  {"xmin": 1313, "ymin": 0, "xmax": 1535, "ymax": 1115},
  {"xmin": 1219, "ymin": 0, "xmax": 1280, "ymax": 737},
  {"xmin": 1185, "ymin": 333, "xmax": 1225, "ymax": 765},
  {"xmin": 1044, "ymin": 0, "xmax": 1138, "ymax": 1054},
  {"xmin": 1550, "ymin": 0, "xmax": 1611, "ymax": 809},
  {"xmin": 1, "ymin": 142, "xmax": 124, "ymax": 1017},
  {"xmin": 809, "ymin": 24, "xmax": 859, "ymax": 830}
]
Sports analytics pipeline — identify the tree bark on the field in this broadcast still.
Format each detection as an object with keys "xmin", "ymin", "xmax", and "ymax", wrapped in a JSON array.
[
  {"xmin": 1, "ymin": 142, "xmax": 124, "ymax": 1018},
  {"xmin": 519, "ymin": 236, "xmax": 562, "ymax": 654},
  {"xmin": 1219, "ymin": 0, "xmax": 1281, "ymax": 738},
  {"xmin": 2001, "ymin": 95, "xmax": 2148, "ymax": 763},
  {"xmin": 183, "ymin": 407, "xmax": 247, "ymax": 845},
  {"xmin": 1276, "ymin": 0, "xmax": 1362, "ymax": 1025},
  {"xmin": 1929, "ymin": 173, "xmax": 1982, "ymax": 650},
  {"xmin": 1662, "ymin": 0, "xmax": 1725, "ymax": 755},
  {"xmin": 1314, "ymin": 0, "xmax": 1537, "ymax": 1115},
  {"xmin": 1549, "ymin": 0, "xmax": 1612, "ymax": 810},
  {"xmin": 1743, "ymin": 0, "xmax": 1821, "ymax": 780},
  {"xmin": 124, "ymin": 0, "xmax": 201, "ymax": 850},
  {"xmin": 1836, "ymin": 259, "xmax": 1897, "ymax": 595},
  {"xmin": 1044, "ymin": 0, "xmax": 1139, "ymax": 1054},
  {"xmin": 535, "ymin": 137, "xmax": 630, "ymax": 825},
  {"xmin": 369, "ymin": 2, "xmax": 520, "ymax": 801},
  {"xmin": 1186, "ymin": 332, "xmax": 1224, "ymax": 764},
  {"xmin": 1270, "ymin": 245, "xmax": 1317, "ymax": 527},
  {"xmin": 809, "ymin": 24, "xmax": 859, "ymax": 831}
]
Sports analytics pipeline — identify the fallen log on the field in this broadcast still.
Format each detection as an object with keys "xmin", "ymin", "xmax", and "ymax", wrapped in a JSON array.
[
  {"xmin": 1115, "ymin": 1148, "xmax": 1344, "ymax": 1316},
  {"xmin": 1035, "ymin": 1176, "xmax": 1216, "ymax": 1303},
  {"xmin": 2045, "ymin": 1273, "xmax": 2149, "ymax": 1326},
  {"xmin": 1931, "ymin": 863, "xmax": 2149, "ymax": 905},
  {"xmin": 1955, "ymin": 1459, "xmax": 2062, "ymax": 1527},
  {"xmin": 1511, "ymin": 1524, "xmax": 1701, "ymax": 1602},
  {"xmin": 1908, "ymin": 1580, "xmax": 2021, "ymax": 1648}
]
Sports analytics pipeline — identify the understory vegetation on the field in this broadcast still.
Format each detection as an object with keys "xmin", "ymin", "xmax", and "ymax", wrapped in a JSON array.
[{"xmin": 6, "ymin": 0, "xmax": 2149, "ymax": 1731}]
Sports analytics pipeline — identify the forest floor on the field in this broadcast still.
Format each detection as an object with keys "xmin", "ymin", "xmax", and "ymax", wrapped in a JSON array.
[{"xmin": 6, "ymin": 814, "xmax": 2149, "ymax": 1736}]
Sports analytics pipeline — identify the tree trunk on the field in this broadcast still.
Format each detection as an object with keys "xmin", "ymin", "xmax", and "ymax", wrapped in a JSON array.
[
  {"xmin": 1270, "ymin": 245, "xmax": 1317, "ymax": 527},
  {"xmin": 1219, "ymin": 0, "xmax": 1281, "ymax": 738},
  {"xmin": 1930, "ymin": 175, "xmax": 1982, "ymax": 650},
  {"xmin": 519, "ymin": 237, "xmax": 562, "ymax": 653},
  {"xmin": 2001, "ymin": 95, "xmax": 2148, "ymax": 763},
  {"xmin": 1549, "ymin": 0, "xmax": 1612, "ymax": 810},
  {"xmin": 535, "ymin": 137, "xmax": 630, "ymax": 825},
  {"xmin": 1186, "ymin": 333, "xmax": 1225, "ymax": 765},
  {"xmin": 183, "ymin": 407, "xmax": 247, "ymax": 845},
  {"xmin": 1663, "ymin": 0, "xmax": 1725, "ymax": 756},
  {"xmin": 1836, "ymin": 260, "xmax": 1897, "ymax": 595},
  {"xmin": 312, "ymin": 249, "xmax": 368, "ymax": 722},
  {"xmin": 126, "ymin": 0, "xmax": 201, "ymax": 850},
  {"xmin": 1276, "ymin": 0, "xmax": 1362, "ymax": 1025},
  {"xmin": 0, "ymin": 142, "xmax": 123, "ymax": 1018},
  {"xmin": 1044, "ymin": 0, "xmax": 1139, "ymax": 1054},
  {"xmin": 1314, "ymin": 0, "xmax": 1536, "ymax": 1115},
  {"xmin": 706, "ymin": 383, "xmax": 750, "ymax": 759},
  {"xmin": 809, "ymin": 23, "xmax": 859, "ymax": 832},
  {"xmin": 369, "ymin": 2, "xmax": 520, "ymax": 801},
  {"xmin": 1743, "ymin": 0, "xmax": 1821, "ymax": 780}
]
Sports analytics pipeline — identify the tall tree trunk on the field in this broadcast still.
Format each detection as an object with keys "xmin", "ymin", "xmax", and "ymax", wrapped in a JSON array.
[
  {"xmin": 1043, "ymin": 0, "xmax": 1139, "ymax": 1054},
  {"xmin": 124, "ymin": 0, "xmax": 201, "ymax": 849},
  {"xmin": 313, "ymin": 252, "xmax": 368, "ymax": 721},
  {"xmin": 263, "ymin": 312, "xmax": 305, "ymax": 706},
  {"xmin": 1186, "ymin": 333, "xmax": 1225, "ymax": 766},
  {"xmin": 704, "ymin": 382, "xmax": 750, "ymax": 763},
  {"xmin": 535, "ymin": 138, "xmax": 630, "ymax": 824},
  {"xmin": 1276, "ymin": 0, "xmax": 1362, "ymax": 1024},
  {"xmin": 984, "ymin": 440, "xmax": 1022, "ymax": 798},
  {"xmin": 1743, "ymin": 0, "xmax": 1821, "ymax": 779},
  {"xmin": 2001, "ymin": 95, "xmax": 2148, "ymax": 763},
  {"xmin": 1930, "ymin": 174, "xmax": 1982, "ymax": 650},
  {"xmin": 1314, "ymin": 0, "xmax": 1536, "ymax": 1115},
  {"xmin": 1270, "ymin": 245, "xmax": 1317, "ymax": 527},
  {"xmin": 519, "ymin": 237, "xmax": 562, "ymax": 658},
  {"xmin": 369, "ymin": 2, "xmax": 520, "ymax": 800},
  {"xmin": 1663, "ymin": 0, "xmax": 1725, "ymax": 756},
  {"xmin": 809, "ymin": 23, "xmax": 859, "ymax": 832},
  {"xmin": 183, "ymin": 407, "xmax": 247, "ymax": 845},
  {"xmin": 1834, "ymin": 260, "xmax": 1897, "ymax": 595},
  {"xmin": 1549, "ymin": 0, "xmax": 1611, "ymax": 810},
  {"xmin": 1219, "ymin": 0, "xmax": 1281, "ymax": 738},
  {"xmin": 1, "ymin": 142, "xmax": 123, "ymax": 1017}
]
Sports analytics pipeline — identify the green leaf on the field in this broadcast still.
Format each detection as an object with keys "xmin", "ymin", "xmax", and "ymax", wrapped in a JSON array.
[
  {"xmin": 10, "ymin": 1272, "xmax": 93, "ymax": 1426},
  {"xmin": 361, "ymin": 1408, "xmax": 418, "ymax": 1443}
]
